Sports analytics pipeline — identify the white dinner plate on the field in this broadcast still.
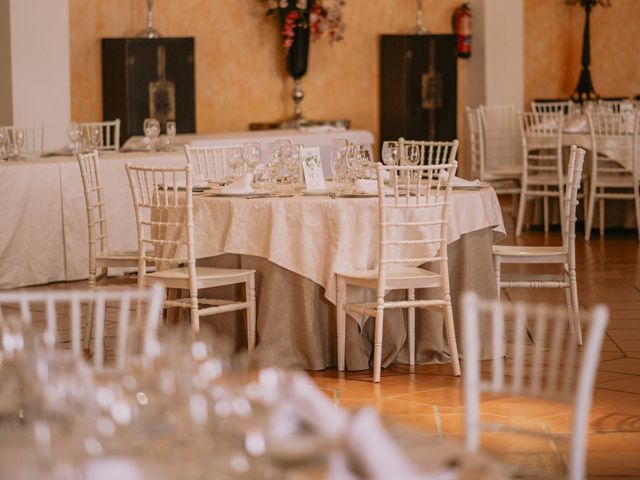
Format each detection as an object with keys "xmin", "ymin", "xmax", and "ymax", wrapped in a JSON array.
[{"xmin": 451, "ymin": 181, "xmax": 491, "ymax": 190}]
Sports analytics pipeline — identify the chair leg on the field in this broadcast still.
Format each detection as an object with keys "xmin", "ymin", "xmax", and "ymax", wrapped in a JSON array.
[
  {"xmin": 516, "ymin": 187, "xmax": 527, "ymax": 236},
  {"xmin": 512, "ymin": 193, "xmax": 519, "ymax": 218},
  {"xmin": 599, "ymin": 190, "xmax": 605, "ymax": 237},
  {"xmin": 373, "ymin": 304, "xmax": 385, "ymax": 383},
  {"xmin": 443, "ymin": 295, "xmax": 461, "ymax": 377},
  {"xmin": 585, "ymin": 185, "xmax": 596, "ymax": 241},
  {"xmin": 336, "ymin": 276, "xmax": 347, "ymax": 372},
  {"xmin": 493, "ymin": 256, "xmax": 501, "ymax": 300},
  {"xmin": 569, "ymin": 265, "xmax": 582, "ymax": 346},
  {"xmin": 408, "ymin": 288, "xmax": 416, "ymax": 367},
  {"xmin": 634, "ymin": 182, "xmax": 640, "ymax": 241},
  {"xmin": 190, "ymin": 288, "xmax": 199, "ymax": 334},
  {"xmin": 245, "ymin": 275, "xmax": 256, "ymax": 352},
  {"xmin": 85, "ymin": 267, "xmax": 98, "ymax": 351},
  {"xmin": 543, "ymin": 186, "xmax": 549, "ymax": 233}
]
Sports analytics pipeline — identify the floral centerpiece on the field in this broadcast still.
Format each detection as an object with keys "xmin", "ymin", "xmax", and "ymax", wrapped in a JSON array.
[{"xmin": 260, "ymin": 0, "xmax": 346, "ymax": 53}]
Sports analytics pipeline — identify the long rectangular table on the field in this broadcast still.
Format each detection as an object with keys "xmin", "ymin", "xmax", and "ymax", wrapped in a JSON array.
[{"xmin": 0, "ymin": 129, "xmax": 374, "ymax": 288}]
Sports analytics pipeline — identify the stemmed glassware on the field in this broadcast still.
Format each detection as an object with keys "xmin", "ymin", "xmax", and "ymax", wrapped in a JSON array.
[
  {"xmin": 331, "ymin": 139, "xmax": 348, "ymax": 195},
  {"xmin": 87, "ymin": 125, "xmax": 101, "ymax": 150},
  {"xmin": 242, "ymin": 142, "xmax": 261, "ymax": 175},
  {"xmin": 10, "ymin": 129, "xmax": 25, "ymax": 160},
  {"xmin": 225, "ymin": 147, "xmax": 244, "ymax": 181},
  {"xmin": 143, "ymin": 118, "xmax": 161, "ymax": 151},
  {"xmin": 284, "ymin": 144, "xmax": 302, "ymax": 193},
  {"xmin": 0, "ymin": 128, "xmax": 7, "ymax": 160},
  {"xmin": 68, "ymin": 123, "xmax": 84, "ymax": 154},
  {"xmin": 165, "ymin": 121, "xmax": 177, "ymax": 151}
]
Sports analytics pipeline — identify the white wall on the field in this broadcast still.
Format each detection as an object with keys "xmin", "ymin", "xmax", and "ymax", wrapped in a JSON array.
[
  {"xmin": 465, "ymin": 0, "xmax": 524, "ymax": 109},
  {"xmin": 6, "ymin": 0, "xmax": 70, "ymax": 149}
]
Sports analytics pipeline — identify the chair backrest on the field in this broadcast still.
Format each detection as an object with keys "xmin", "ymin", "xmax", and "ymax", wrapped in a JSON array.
[
  {"xmin": 466, "ymin": 106, "xmax": 485, "ymax": 180},
  {"xmin": 0, "ymin": 284, "xmax": 164, "ymax": 371},
  {"xmin": 518, "ymin": 111, "xmax": 564, "ymax": 182},
  {"xmin": 597, "ymin": 98, "xmax": 635, "ymax": 113},
  {"xmin": 125, "ymin": 163, "xmax": 195, "ymax": 275},
  {"xmin": 77, "ymin": 150, "xmax": 109, "ymax": 264},
  {"xmin": 397, "ymin": 138, "xmax": 458, "ymax": 167},
  {"xmin": 531, "ymin": 100, "xmax": 574, "ymax": 116},
  {"xmin": 80, "ymin": 119, "xmax": 120, "ymax": 151},
  {"xmin": 184, "ymin": 144, "xmax": 243, "ymax": 182},
  {"xmin": 1, "ymin": 125, "xmax": 45, "ymax": 158},
  {"xmin": 478, "ymin": 104, "xmax": 518, "ymax": 169},
  {"xmin": 462, "ymin": 292, "xmax": 608, "ymax": 480},
  {"xmin": 375, "ymin": 155, "xmax": 458, "ymax": 298},
  {"xmin": 561, "ymin": 146, "xmax": 586, "ymax": 251},
  {"xmin": 587, "ymin": 111, "xmax": 638, "ymax": 177}
]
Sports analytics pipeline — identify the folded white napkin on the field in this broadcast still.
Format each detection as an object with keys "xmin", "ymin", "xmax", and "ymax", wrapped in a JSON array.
[
  {"xmin": 439, "ymin": 170, "xmax": 480, "ymax": 187},
  {"xmin": 354, "ymin": 179, "xmax": 379, "ymax": 194},
  {"xmin": 342, "ymin": 408, "xmax": 455, "ymax": 480},
  {"xmin": 566, "ymin": 117, "xmax": 588, "ymax": 133},
  {"xmin": 221, "ymin": 173, "xmax": 254, "ymax": 194},
  {"xmin": 287, "ymin": 373, "xmax": 349, "ymax": 439}
]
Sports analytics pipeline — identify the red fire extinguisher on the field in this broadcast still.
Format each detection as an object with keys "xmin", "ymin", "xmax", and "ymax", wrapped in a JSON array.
[{"xmin": 452, "ymin": 3, "xmax": 472, "ymax": 58}]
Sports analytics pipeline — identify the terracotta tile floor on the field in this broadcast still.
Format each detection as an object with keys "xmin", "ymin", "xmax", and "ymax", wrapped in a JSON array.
[
  {"xmin": 9, "ymin": 210, "xmax": 640, "ymax": 478},
  {"xmin": 308, "ymin": 214, "xmax": 640, "ymax": 479}
]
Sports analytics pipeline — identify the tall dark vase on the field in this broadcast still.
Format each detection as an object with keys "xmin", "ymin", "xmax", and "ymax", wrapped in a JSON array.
[{"xmin": 286, "ymin": 26, "xmax": 310, "ymax": 80}]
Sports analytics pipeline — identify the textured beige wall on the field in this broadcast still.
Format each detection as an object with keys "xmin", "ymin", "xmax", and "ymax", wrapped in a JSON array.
[
  {"xmin": 524, "ymin": 0, "xmax": 640, "ymax": 106},
  {"xmin": 68, "ymin": 0, "xmax": 462, "ymax": 141}
]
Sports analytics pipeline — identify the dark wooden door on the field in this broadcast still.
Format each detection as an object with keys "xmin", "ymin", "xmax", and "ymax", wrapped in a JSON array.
[
  {"xmin": 380, "ymin": 35, "xmax": 457, "ymax": 143},
  {"xmin": 102, "ymin": 37, "xmax": 195, "ymax": 144}
]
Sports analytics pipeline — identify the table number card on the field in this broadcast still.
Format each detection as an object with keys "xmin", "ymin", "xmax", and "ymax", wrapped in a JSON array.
[{"xmin": 301, "ymin": 147, "xmax": 326, "ymax": 191}]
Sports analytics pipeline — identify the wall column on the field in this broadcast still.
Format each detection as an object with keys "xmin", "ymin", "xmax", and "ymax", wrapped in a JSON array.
[{"xmin": 0, "ymin": 0, "xmax": 71, "ymax": 149}]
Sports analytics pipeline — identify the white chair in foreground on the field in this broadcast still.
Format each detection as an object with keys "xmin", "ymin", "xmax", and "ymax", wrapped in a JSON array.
[
  {"xmin": 184, "ymin": 144, "xmax": 242, "ymax": 182},
  {"xmin": 585, "ymin": 111, "xmax": 639, "ymax": 241},
  {"xmin": 125, "ymin": 163, "xmax": 256, "ymax": 347},
  {"xmin": 462, "ymin": 292, "xmax": 608, "ymax": 480},
  {"xmin": 80, "ymin": 119, "xmax": 121, "ymax": 151},
  {"xmin": 494, "ymin": 145, "xmax": 585, "ymax": 344},
  {"xmin": 516, "ymin": 111, "xmax": 566, "ymax": 235},
  {"xmin": 336, "ymin": 159, "xmax": 461, "ymax": 383},
  {"xmin": 0, "ymin": 284, "xmax": 164, "ymax": 371},
  {"xmin": 467, "ymin": 106, "xmax": 520, "ymax": 212}
]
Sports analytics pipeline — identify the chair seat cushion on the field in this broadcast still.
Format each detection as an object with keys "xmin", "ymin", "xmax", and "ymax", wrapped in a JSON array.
[
  {"xmin": 146, "ymin": 266, "xmax": 254, "ymax": 289},
  {"xmin": 339, "ymin": 266, "xmax": 441, "ymax": 289}
]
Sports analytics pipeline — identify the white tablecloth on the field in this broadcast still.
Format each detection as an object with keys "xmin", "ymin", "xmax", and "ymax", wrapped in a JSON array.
[{"xmin": 0, "ymin": 129, "xmax": 375, "ymax": 289}]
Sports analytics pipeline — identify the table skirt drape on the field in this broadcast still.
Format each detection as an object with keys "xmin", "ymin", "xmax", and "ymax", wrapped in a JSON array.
[{"xmin": 193, "ymin": 227, "xmax": 497, "ymax": 371}]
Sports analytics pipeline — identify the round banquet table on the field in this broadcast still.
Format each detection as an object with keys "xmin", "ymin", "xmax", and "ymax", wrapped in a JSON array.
[{"xmin": 187, "ymin": 187, "xmax": 506, "ymax": 371}]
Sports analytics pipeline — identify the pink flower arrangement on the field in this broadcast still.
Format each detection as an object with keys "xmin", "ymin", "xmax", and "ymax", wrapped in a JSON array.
[{"xmin": 261, "ymin": 0, "xmax": 346, "ymax": 53}]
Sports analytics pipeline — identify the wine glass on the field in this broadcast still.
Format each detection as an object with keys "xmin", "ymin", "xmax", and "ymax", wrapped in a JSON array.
[
  {"xmin": 381, "ymin": 141, "xmax": 400, "ymax": 166},
  {"xmin": 242, "ymin": 142, "xmax": 261, "ymax": 175},
  {"xmin": 356, "ymin": 146, "xmax": 373, "ymax": 179},
  {"xmin": 143, "ymin": 118, "xmax": 160, "ymax": 151},
  {"xmin": 68, "ymin": 123, "xmax": 83, "ymax": 154},
  {"xmin": 166, "ymin": 121, "xmax": 177, "ymax": 150},
  {"xmin": 284, "ymin": 144, "xmax": 302, "ymax": 193},
  {"xmin": 12, "ymin": 129, "xmax": 25, "ymax": 159},
  {"xmin": 405, "ymin": 144, "xmax": 421, "ymax": 166},
  {"xmin": 87, "ymin": 125, "xmax": 101, "ymax": 150},
  {"xmin": 0, "ymin": 128, "xmax": 7, "ymax": 160},
  {"xmin": 225, "ymin": 147, "xmax": 244, "ymax": 181},
  {"xmin": 266, "ymin": 142, "xmax": 283, "ymax": 185}
]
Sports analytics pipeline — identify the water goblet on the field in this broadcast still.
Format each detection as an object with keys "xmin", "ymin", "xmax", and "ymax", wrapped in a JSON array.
[
  {"xmin": 225, "ymin": 147, "xmax": 244, "ymax": 181},
  {"xmin": 12, "ymin": 129, "xmax": 25, "ymax": 160},
  {"xmin": 143, "ymin": 118, "xmax": 160, "ymax": 151},
  {"xmin": 381, "ymin": 141, "xmax": 400, "ymax": 166},
  {"xmin": 356, "ymin": 146, "xmax": 372, "ymax": 179},
  {"xmin": 0, "ymin": 128, "xmax": 7, "ymax": 160},
  {"xmin": 166, "ymin": 121, "xmax": 177, "ymax": 150},
  {"xmin": 87, "ymin": 125, "xmax": 101, "ymax": 150},
  {"xmin": 284, "ymin": 144, "xmax": 302, "ymax": 193},
  {"xmin": 68, "ymin": 123, "xmax": 83, "ymax": 154},
  {"xmin": 242, "ymin": 142, "xmax": 261, "ymax": 175},
  {"xmin": 405, "ymin": 144, "xmax": 421, "ymax": 166},
  {"xmin": 267, "ymin": 142, "xmax": 283, "ymax": 185}
]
